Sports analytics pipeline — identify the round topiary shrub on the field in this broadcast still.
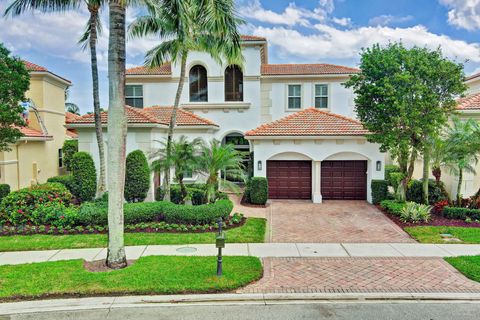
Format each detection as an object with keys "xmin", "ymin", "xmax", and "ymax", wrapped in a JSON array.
[
  {"xmin": 71, "ymin": 152, "xmax": 97, "ymax": 202},
  {"xmin": 249, "ymin": 177, "xmax": 268, "ymax": 205},
  {"xmin": 62, "ymin": 140, "xmax": 78, "ymax": 171},
  {"xmin": 124, "ymin": 150, "xmax": 150, "ymax": 202}
]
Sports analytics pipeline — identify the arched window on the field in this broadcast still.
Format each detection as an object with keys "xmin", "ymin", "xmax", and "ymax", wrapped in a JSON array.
[
  {"xmin": 189, "ymin": 65, "xmax": 208, "ymax": 102},
  {"xmin": 225, "ymin": 65, "xmax": 243, "ymax": 101}
]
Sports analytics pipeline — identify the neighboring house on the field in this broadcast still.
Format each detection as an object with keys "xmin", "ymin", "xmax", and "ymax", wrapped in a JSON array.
[
  {"xmin": 0, "ymin": 61, "xmax": 72, "ymax": 190},
  {"xmin": 68, "ymin": 36, "xmax": 385, "ymax": 203}
]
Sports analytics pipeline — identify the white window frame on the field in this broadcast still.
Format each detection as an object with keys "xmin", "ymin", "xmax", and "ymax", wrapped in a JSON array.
[
  {"xmin": 286, "ymin": 84, "xmax": 302, "ymax": 111},
  {"xmin": 313, "ymin": 84, "xmax": 329, "ymax": 109},
  {"xmin": 125, "ymin": 84, "xmax": 144, "ymax": 108}
]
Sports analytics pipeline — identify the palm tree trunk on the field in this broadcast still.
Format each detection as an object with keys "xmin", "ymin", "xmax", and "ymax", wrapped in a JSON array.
[
  {"xmin": 88, "ymin": 5, "xmax": 106, "ymax": 197},
  {"xmin": 164, "ymin": 51, "xmax": 188, "ymax": 201},
  {"xmin": 457, "ymin": 168, "xmax": 463, "ymax": 206},
  {"xmin": 422, "ymin": 145, "xmax": 430, "ymax": 205},
  {"xmin": 106, "ymin": 0, "xmax": 127, "ymax": 269},
  {"xmin": 432, "ymin": 166, "xmax": 441, "ymax": 184}
]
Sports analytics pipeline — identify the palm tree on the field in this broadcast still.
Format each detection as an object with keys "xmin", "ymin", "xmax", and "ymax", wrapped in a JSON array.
[
  {"xmin": 429, "ymin": 134, "xmax": 448, "ymax": 184},
  {"xmin": 151, "ymin": 136, "xmax": 203, "ymax": 203},
  {"xmin": 444, "ymin": 118, "xmax": 480, "ymax": 205},
  {"xmin": 5, "ymin": 0, "xmax": 107, "ymax": 197},
  {"xmin": 129, "ymin": 0, "xmax": 243, "ymax": 201},
  {"xmin": 65, "ymin": 102, "xmax": 80, "ymax": 115},
  {"xmin": 197, "ymin": 139, "xmax": 245, "ymax": 203}
]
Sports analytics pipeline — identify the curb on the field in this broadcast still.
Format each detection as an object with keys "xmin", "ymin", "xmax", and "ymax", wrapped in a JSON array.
[{"xmin": 2, "ymin": 292, "xmax": 480, "ymax": 315}]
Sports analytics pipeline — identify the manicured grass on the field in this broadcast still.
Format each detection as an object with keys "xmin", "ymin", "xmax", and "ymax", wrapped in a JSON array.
[
  {"xmin": 446, "ymin": 256, "xmax": 480, "ymax": 282},
  {"xmin": 404, "ymin": 226, "xmax": 480, "ymax": 244},
  {"xmin": 0, "ymin": 218, "xmax": 266, "ymax": 252},
  {"xmin": 0, "ymin": 256, "xmax": 263, "ymax": 300}
]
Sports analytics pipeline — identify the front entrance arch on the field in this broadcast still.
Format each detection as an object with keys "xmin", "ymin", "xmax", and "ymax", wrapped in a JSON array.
[{"xmin": 221, "ymin": 132, "xmax": 251, "ymax": 182}]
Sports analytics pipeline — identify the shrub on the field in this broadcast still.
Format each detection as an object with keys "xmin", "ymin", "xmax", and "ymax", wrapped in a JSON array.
[
  {"xmin": 76, "ymin": 198, "xmax": 234, "ymax": 226},
  {"xmin": 371, "ymin": 180, "xmax": 389, "ymax": 204},
  {"xmin": 406, "ymin": 179, "xmax": 449, "ymax": 205},
  {"xmin": 31, "ymin": 200, "xmax": 79, "ymax": 227},
  {"xmin": 0, "ymin": 183, "xmax": 73, "ymax": 225},
  {"xmin": 47, "ymin": 175, "xmax": 74, "ymax": 192},
  {"xmin": 443, "ymin": 207, "xmax": 480, "ymax": 221},
  {"xmin": 384, "ymin": 165, "xmax": 401, "ymax": 186},
  {"xmin": 380, "ymin": 200, "xmax": 406, "ymax": 216},
  {"xmin": 62, "ymin": 140, "xmax": 78, "ymax": 171},
  {"xmin": 71, "ymin": 152, "xmax": 97, "ymax": 202},
  {"xmin": 0, "ymin": 184, "xmax": 10, "ymax": 202},
  {"xmin": 158, "ymin": 184, "xmax": 208, "ymax": 205},
  {"xmin": 432, "ymin": 200, "xmax": 450, "ymax": 215},
  {"xmin": 244, "ymin": 178, "xmax": 252, "ymax": 203},
  {"xmin": 124, "ymin": 150, "xmax": 150, "ymax": 203},
  {"xmin": 389, "ymin": 172, "xmax": 404, "ymax": 192},
  {"xmin": 399, "ymin": 202, "xmax": 431, "ymax": 223},
  {"xmin": 248, "ymin": 177, "xmax": 268, "ymax": 205}
]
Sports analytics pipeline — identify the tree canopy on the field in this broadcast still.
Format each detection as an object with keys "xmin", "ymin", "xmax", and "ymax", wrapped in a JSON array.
[{"xmin": 0, "ymin": 43, "xmax": 30, "ymax": 151}]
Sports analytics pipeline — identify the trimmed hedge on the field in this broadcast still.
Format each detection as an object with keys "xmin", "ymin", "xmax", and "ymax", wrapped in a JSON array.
[
  {"xmin": 124, "ymin": 150, "xmax": 150, "ymax": 203},
  {"xmin": 0, "ymin": 183, "xmax": 73, "ymax": 225},
  {"xmin": 62, "ymin": 140, "xmax": 78, "ymax": 171},
  {"xmin": 371, "ymin": 179, "xmax": 388, "ymax": 204},
  {"xmin": 77, "ymin": 198, "xmax": 234, "ymax": 226},
  {"xmin": 155, "ymin": 184, "xmax": 224, "ymax": 206},
  {"xmin": 71, "ymin": 152, "xmax": 97, "ymax": 202},
  {"xmin": 249, "ymin": 177, "xmax": 268, "ymax": 205},
  {"xmin": 385, "ymin": 165, "xmax": 401, "ymax": 186},
  {"xmin": 47, "ymin": 175, "xmax": 74, "ymax": 192},
  {"xmin": 443, "ymin": 206, "xmax": 480, "ymax": 221},
  {"xmin": 380, "ymin": 200, "xmax": 406, "ymax": 216},
  {"xmin": 406, "ymin": 179, "xmax": 449, "ymax": 205},
  {"xmin": 0, "ymin": 184, "xmax": 10, "ymax": 202}
]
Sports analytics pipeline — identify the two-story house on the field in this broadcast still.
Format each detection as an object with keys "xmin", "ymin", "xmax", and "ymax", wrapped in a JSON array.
[
  {"xmin": 68, "ymin": 36, "xmax": 385, "ymax": 203},
  {"xmin": 0, "ymin": 61, "xmax": 72, "ymax": 190}
]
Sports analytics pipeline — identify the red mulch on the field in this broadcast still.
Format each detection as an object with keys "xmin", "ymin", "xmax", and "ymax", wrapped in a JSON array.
[{"xmin": 377, "ymin": 205, "xmax": 480, "ymax": 229}]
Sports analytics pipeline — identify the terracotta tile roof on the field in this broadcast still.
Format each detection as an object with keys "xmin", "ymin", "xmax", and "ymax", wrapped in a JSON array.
[
  {"xmin": 126, "ymin": 62, "xmax": 172, "ymax": 75},
  {"xmin": 466, "ymin": 72, "xmax": 480, "ymax": 81},
  {"xmin": 66, "ymin": 129, "xmax": 78, "ymax": 139},
  {"xmin": 18, "ymin": 126, "xmax": 52, "ymax": 138},
  {"xmin": 241, "ymin": 35, "xmax": 266, "ymax": 41},
  {"xmin": 245, "ymin": 108, "xmax": 369, "ymax": 137},
  {"xmin": 65, "ymin": 112, "xmax": 82, "ymax": 122},
  {"xmin": 261, "ymin": 63, "xmax": 360, "ymax": 76},
  {"xmin": 68, "ymin": 105, "xmax": 217, "ymax": 127},
  {"xmin": 457, "ymin": 92, "xmax": 480, "ymax": 110},
  {"xmin": 23, "ymin": 60, "xmax": 48, "ymax": 72}
]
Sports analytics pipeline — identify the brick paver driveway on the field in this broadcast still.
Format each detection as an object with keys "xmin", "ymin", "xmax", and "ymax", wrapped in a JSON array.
[
  {"xmin": 268, "ymin": 200, "xmax": 414, "ymax": 243},
  {"xmin": 239, "ymin": 257, "xmax": 480, "ymax": 294}
]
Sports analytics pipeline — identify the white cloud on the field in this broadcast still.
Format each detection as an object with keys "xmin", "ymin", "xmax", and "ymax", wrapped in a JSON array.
[
  {"xmin": 368, "ymin": 14, "xmax": 414, "ymax": 26},
  {"xmin": 332, "ymin": 17, "xmax": 351, "ymax": 27},
  {"xmin": 440, "ymin": 0, "xmax": 480, "ymax": 30},
  {"xmin": 253, "ymin": 24, "xmax": 480, "ymax": 62}
]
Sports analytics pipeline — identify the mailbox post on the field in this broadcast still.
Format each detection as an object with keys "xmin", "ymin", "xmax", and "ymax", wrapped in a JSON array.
[{"xmin": 216, "ymin": 217, "xmax": 226, "ymax": 277}]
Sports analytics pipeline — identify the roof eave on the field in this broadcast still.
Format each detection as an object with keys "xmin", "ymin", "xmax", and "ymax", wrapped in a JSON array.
[
  {"xmin": 260, "ymin": 73, "xmax": 357, "ymax": 79},
  {"xmin": 245, "ymin": 134, "xmax": 368, "ymax": 140}
]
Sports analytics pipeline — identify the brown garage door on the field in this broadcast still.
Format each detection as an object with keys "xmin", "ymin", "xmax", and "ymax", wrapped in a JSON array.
[
  {"xmin": 267, "ymin": 160, "xmax": 312, "ymax": 199},
  {"xmin": 321, "ymin": 160, "xmax": 367, "ymax": 200}
]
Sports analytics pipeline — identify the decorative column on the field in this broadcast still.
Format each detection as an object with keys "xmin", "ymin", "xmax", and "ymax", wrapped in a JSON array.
[{"xmin": 312, "ymin": 160, "xmax": 322, "ymax": 203}]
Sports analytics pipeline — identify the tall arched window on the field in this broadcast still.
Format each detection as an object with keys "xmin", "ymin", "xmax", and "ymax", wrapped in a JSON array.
[
  {"xmin": 225, "ymin": 65, "xmax": 243, "ymax": 101},
  {"xmin": 189, "ymin": 65, "xmax": 208, "ymax": 102}
]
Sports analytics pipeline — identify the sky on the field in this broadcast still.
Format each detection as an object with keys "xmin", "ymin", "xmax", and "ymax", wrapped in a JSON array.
[{"xmin": 1, "ymin": 0, "xmax": 480, "ymax": 113}]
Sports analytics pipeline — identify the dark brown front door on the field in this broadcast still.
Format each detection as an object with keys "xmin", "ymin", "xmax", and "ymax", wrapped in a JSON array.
[
  {"xmin": 321, "ymin": 160, "xmax": 367, "ymax": 200},
  {"xmin": 267, "ymin": 160, "xmax": 312, "ymax": 199}
]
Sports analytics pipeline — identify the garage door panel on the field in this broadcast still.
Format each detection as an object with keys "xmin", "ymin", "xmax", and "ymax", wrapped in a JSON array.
[
  {"xmin": 267, "ymin": 160, "xmax": 312, "ymax": 200},
  {"xmin": 321, "ymin": 160, "xmax": 367, "ymax": 200}
]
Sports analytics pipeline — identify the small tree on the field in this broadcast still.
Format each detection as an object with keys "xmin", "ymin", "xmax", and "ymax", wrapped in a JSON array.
[
  {"xmin": 71, "ymin": 151, "xmax": 97, "ymax": 202},
  {"xmin": 0, "ymin": 43, "xmax": 30, "ymax": 151},
  {"xmin": 345, "ymin": 43, "xmax": 466, "ymax": 202},
  {"xmin": 124, "ymin": 150, "xmax": 150, "ymax": 202},
  {"xmin": 62, "ymin": 139, "xmax": 78, "ymax": 171}
]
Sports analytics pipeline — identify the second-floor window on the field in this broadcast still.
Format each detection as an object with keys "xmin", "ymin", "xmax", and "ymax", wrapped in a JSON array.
[
  {"xmin": 287, "ymin": 84, "xmax": 302, "ymax": 109},
  {"xmin": 126, "ymin": 85, "xmax": 143, "ymax": 108},
  {"xmin": 225, "ymin": 65, "xmax": 243, "ymax": 101},
  {"xmin": 189, "ymin": 65, "xmax": 208, "ymax": 102},
  {"xmin": 315, "ymin": 84, "xmax": 328, "ymax": 109}
]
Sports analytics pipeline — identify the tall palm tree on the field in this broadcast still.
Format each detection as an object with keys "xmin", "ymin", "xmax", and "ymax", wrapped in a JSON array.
[
  {"xmin": 65, "ymin": 102, "xmax": 80, "ymax": 115},
  {"xmin": 197, "ymin": 139, "xmax": 245, "ymax": 203},
  {"xmin": 5, "ymin": 0, "xmax": 107, "ymax": 196},
  {"xmin": 129, "ymin": 0, "xmax": 243, "ymax": 201},
  {"xmin": 151, "ymin": 136, "xmax": 203, "ymax": 203},
  {"xmin": 444, "ymin": 118, "xmax": 480, "ymax": 205}
]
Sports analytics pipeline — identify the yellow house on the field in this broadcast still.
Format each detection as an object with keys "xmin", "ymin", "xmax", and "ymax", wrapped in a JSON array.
[{"xmin": 0, "ymin": 61, "xmax": 73, "ymax": 190}]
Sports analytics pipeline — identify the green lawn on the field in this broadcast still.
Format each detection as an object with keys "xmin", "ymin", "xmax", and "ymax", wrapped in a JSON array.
[
  {"xmin": 446, "ymin": 256, "xmax": 480, "ymax": 282},
  {"xmin": 404, "ymin": 226, "xmax": 480, "ymax": 244},
  {"xmin": 0, "ymin": 256, "xmax": 262, "ymax": 301},
  {"xmin": 0, "ymin": 218, "xmax": 266, "ymax": 252}
]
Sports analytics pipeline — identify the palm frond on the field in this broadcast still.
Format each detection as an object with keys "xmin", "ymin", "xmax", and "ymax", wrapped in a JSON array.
[{"xmin": 4, "ymin": 0, "xmax": 82, "ymax": 17}]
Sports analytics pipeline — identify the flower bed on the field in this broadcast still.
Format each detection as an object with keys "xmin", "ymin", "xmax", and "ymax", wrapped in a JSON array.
[{"xmin": 0, "ymin": 213, "xmax": 245, "ymax": 236}]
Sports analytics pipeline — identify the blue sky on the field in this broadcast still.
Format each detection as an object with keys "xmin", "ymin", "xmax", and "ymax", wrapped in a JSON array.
[{"xmin": 1, "ymin": 0, "xmax": 480, "ymax": 113}]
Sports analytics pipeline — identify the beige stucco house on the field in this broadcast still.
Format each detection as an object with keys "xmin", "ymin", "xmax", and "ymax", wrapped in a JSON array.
[{"xmin": 0, "ymin": 61, "xmax": 73, "ymax": 190}]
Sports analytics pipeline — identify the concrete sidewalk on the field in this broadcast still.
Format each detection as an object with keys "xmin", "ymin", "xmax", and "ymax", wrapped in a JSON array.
[{"xmin": 2, "ymin": 243, "xmax": 480, "ymax": 265}]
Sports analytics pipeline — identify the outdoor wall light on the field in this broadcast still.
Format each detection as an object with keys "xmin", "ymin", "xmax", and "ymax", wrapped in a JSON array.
[
  {"xmin": 376, "ymin": 160, "xmax": 382, "ymax": 172},
  {"xmin": 257, "ymin": 160, "xmax": 262, "ymax": 171}
]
